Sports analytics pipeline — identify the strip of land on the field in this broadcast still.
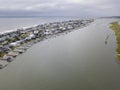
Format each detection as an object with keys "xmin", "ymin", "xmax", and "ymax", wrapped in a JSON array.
[
  {"xmin": 110, "ymin": 22, "xmax": 120, "ymax": 60},
  {"xmin": 0, "ymin": 19, "xmax": 94, "ymax": 69}
]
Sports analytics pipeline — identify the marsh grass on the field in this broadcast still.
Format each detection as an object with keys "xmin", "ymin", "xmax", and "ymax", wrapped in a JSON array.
[
  {"xmin": 105, "ymin": 35, "xmax": 109, "ymax": 44},
  {"xmin": 110, "ymin": 22, "xmax": 120, "ymax": 60}
]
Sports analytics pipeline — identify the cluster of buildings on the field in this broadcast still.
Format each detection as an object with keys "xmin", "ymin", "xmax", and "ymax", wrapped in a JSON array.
[{"xmin": 0, "ymin": 19, "xmax": 94, "ymax": 69}]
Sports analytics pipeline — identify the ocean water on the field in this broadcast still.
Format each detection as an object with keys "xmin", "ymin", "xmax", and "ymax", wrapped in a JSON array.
[
  {"xmin": 0, "ymin": 17, "xmax": 120, "ymax": 90},
  {"xmin": 0, "ymin": 16, "xmax": 80, "ymax": 33}
]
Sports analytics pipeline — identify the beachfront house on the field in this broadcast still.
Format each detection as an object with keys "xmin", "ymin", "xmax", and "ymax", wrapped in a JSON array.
[
  {"xmin": 0, "ymin": 36, "xmax": 6, "ymax": 42},
  {"xmin": 33, "ymin": 30, "xmax": 39, "ymax": 35},
  {"xmin": 61, "ymin": 27, "xmax": 66, "ymax": 31},
  {"xmin": 44, "ymin": 29, "xmax": 52, "ymax": 35},
  {"xmin": 3, "ymin": 46, "xmax": 11, "ymax": 52},
  {"xmin": 19, "ymin": 30, "xmax": 26, "ymax": 34},
  {"xmin": 0, "ymin": 45, "xmax": 4, "ymax": 53},
  {"xmin": 25, "ymin": 34, "xmax": 36, "ymax": 40},
  {"xmin": 9, "ymin": 41, "xmax": 20, "ymax": 47},
  {"xmin": 67, "ymin": 25, "xmax": 73, "ymax": 30}
]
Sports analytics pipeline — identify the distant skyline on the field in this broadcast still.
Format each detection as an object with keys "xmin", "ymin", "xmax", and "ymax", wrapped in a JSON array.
[{"xmin": 0, "ymin": 0, "xmax": 120, "ymax": 17}]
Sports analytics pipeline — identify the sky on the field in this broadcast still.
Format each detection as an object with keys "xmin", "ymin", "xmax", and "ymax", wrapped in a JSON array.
[{"xmin": 0, "ymin": 0, "xmax": 119, "ymax": 17}]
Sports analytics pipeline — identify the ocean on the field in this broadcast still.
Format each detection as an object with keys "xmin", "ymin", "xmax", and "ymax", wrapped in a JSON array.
[{"xmin": 0, "ymin": 16, "xmax": 80, "ymax": 33}]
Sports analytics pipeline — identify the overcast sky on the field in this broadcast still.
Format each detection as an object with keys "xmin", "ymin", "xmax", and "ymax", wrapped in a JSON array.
[{"xmin": 0, "ymin": 0, "xmax": 119, "ymax": 17}]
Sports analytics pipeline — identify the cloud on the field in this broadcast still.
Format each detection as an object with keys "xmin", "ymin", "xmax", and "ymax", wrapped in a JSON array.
[{"xmin": 0, "ymin": 0, "xmax": 119, "ymax": 17}]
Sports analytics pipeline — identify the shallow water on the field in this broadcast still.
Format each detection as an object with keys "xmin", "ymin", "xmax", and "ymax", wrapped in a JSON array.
[{"xmin": 0, "ymin": 18, "xmax": 120, "ymax": 90}]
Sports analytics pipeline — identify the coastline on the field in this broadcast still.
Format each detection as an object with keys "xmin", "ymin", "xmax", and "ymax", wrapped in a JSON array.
[
  {"xmin": 110, "ymin": 22, "xmax": 120, "ymax": 60},
  {"xmin": 0, "ymin": 19, "xmax": 94, "ymax": 69}
]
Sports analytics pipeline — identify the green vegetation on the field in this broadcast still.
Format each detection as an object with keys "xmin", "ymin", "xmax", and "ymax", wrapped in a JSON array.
[
  {"xmin": 105, "ymin": 35, "xmax": 109, "ymax": 44},
  {"xmin": 19, "ymin": 33, "xmax": 30, "ymax": 39},
  {"xmin": 0, "ymin": 52, "xmax": 7, "ymax": 57},
  {"xmin": 110, "ymin": 22, "xmax": 120, "ymax": 60}
]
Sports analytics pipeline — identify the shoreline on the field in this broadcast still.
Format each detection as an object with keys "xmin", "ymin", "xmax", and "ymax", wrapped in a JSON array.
[
  {"xmin": 110, "ymin": 22, "xmax": 120, "ymax": 61},
  {"xmin": 0, "ymin": 19, "xmax": 94, "ymax": 69}
]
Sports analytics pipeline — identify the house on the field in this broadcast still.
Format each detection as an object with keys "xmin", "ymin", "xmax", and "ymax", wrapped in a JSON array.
[
  {"xmin": 0, "ymin": 45, "xmax": 4, "ymax": 53},
  {"xmin": 7, "ymin": 51, "xmax": 19, "ymax": 57},
  {"xmin": 1, "ymin": 41, "xmax": 8, "ymax": 45},
  {"xmin": 67, "ymin": 25, "xmax": 73, "ymax": 30},
  {"xmin": 9, "ymin": 42, "xmax": 20, "ymax": 47},
  {"xmin": 25, "ymin": 34, "xmax": 36, "ymax": 40},
  {"xmin": 0, "ymin": 36, "xmax": 6, "ymax": 42},
  {"xmin": 3, "ymin": 46, "xmax": 11, "ymax": 53},
  {"xmin": 13, "ymin": 49, "xmax": 25, "ymax": 54},
  {"xmin": 34, "ymin": 30, "xmax": 39, "ymax": 34},
  {"xmin": 61, "ymin": 27, "xmax": 66, "ymax": 31},
  {"xmin": 44, "ymin": 30, "xmax": 52, "ymax": 35}
]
